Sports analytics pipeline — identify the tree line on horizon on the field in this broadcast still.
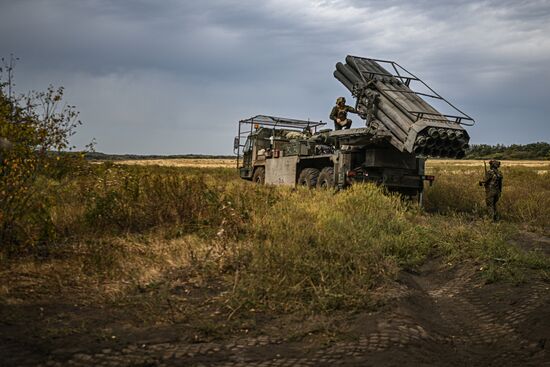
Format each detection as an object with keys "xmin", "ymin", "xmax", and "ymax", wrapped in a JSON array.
[
  {"xmin": 84, "ymin": 142, "xmax": 550, "ymax": 161},
  {"xmin": 84, "ymin": 152, "xmax": 235, "ymax": 160},
  {"xmin": 465, "ymin": 142, "xmax": 550, "ymax": 160}
]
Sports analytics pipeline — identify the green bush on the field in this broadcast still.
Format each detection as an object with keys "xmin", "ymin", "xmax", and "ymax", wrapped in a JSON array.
[{"xmin": 1, "ymin": 63, "xmax": 87, "ymax": 251}]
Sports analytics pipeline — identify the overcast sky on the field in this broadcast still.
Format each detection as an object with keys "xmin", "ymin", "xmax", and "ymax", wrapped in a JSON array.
[{"xmin": 1, "ymin": 0, "xmax": 549, "ymax": 154}]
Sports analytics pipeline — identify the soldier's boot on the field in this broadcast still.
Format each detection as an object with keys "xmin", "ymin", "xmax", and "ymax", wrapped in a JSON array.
[{"xmin": 492, "ymin": 208, "xmax": 499, "ymax": 222}]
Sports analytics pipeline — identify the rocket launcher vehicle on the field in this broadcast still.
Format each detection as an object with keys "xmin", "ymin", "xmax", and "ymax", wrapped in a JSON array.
[{"xmin": 333, "ymin": 55, "xmax": 474, "ymax": 158}]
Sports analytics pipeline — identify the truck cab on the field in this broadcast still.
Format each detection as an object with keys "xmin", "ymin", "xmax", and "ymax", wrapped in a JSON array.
[{"xmin": 234, "ymin": 116, "xmax": 325, "ymax": 183}]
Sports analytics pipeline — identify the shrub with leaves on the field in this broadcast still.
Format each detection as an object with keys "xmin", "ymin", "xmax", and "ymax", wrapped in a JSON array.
[{"xmin": 0, "ymin": 57, "xmax": 87, "ymax": 251}]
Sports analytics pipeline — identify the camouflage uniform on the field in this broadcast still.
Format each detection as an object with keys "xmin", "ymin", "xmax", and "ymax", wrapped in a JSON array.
[
  {"xmin": 479, "ymin": 160, "xmax": 503, "ymax": 221},
  {"xmin": 330, "ymin": 97, "xmax": 357, "ymax": 130}
]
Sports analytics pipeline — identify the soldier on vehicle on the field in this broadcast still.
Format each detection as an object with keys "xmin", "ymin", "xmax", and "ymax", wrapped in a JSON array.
[
  {"xmin": 330, "ymin": 97, "xmax": 357, "ymax": 130},
  {"xmin": 479, "ymin": 159, "xmax": 503, "ymax": 221}
]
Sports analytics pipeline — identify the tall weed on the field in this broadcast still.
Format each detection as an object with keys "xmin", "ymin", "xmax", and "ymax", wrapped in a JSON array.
[
  {"xmin": 4, "ymin": 161, "xmax": 549, "ymax": 314},
  {"xmin": 424, "ymin": 165, "xmax": 550, "ymax": 228},
  {"xmin": 232, "ymin": 185, "xmax": 431, "ymax": 311}
]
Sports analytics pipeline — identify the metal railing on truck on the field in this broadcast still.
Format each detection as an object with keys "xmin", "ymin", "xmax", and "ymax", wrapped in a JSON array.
[{"xmin": 234, "ymin": 115, "xmax": 326, "ymax": 169}]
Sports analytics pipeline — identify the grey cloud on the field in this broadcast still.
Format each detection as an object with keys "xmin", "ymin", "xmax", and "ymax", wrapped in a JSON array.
[{"xmin": 1, "ymin": 0, "xmax": 549, "ymax": 154}]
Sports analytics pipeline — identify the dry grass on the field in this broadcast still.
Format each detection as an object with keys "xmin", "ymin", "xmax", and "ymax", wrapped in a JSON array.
[
  {"xmin": 427, "ymin": 160, "xmax": 550, "ymax": 176},
  {"xmin": 116, "ymin": 158, "xmax": 236, "ymax": 168},
  {"xmin": 428, "ymin": 159, "xmax": 550, "ymax": 167},
  {"xmin": 1, "ymin": 159, "xmax": 549, "ymax": 316},
  {"xmin": 116, "ymin": 158, "xmax": 550, "ymax": 171},
  {"xmin": 424, "ymin": 161, "xmax": 550, "ymax": 228}
]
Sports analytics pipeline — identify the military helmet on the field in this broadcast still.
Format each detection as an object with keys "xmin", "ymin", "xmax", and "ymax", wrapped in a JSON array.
[
  {"xmin": 336, "ymin": 97, "xmax": 346, "ymax": 104},
  {"xmin": 489, "ymin": 159, "xmax": 501, "ymax": 168}
]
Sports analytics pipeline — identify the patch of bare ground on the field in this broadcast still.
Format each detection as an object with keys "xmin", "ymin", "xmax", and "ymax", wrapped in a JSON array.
[
  {"xmin": 512, "ymin": 230, "xmax": 550, "ymax": 256},
  {"xmin": 1, "ymin": 236, "xmax": 549, "ymax": 367}
]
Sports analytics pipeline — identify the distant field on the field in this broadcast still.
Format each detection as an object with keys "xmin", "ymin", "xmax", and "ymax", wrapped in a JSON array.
[
  {"xmin": 116, "ymin": 158, "xmax": 237, "ymax": 168},
  {"xmin": 428, "ymin": 159, "xmax": 550, "ymax": 175},
  {"xmin": 115, "ymin": 157, "xmax": 549, "ymax": 173},
  {"xmin": 429, "ymin": 159, "xmax": 550, "ymax": 167}
]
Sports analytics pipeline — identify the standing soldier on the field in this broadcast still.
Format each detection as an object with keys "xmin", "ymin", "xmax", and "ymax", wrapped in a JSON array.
[
  {"xmin": 330, "ymin": 97, "xmax": 357, "ymax": 130},
  {"xmin": 479, "ymin": 159, "xmax": 503, "ymax": 221}
]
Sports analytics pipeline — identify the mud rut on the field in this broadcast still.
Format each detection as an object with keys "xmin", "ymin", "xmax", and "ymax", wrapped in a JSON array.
[{"xmin": 34, "ymin": 264, "xmax": 549, "ymax": 367}]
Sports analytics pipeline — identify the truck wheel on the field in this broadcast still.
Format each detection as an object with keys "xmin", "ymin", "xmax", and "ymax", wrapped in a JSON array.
[
  {"xmin": 252, "ymin": 167, "xmax": 265, "ymax": 184},
  {"xmin": 317, "ymin": 167, "xmax": 335, "ymax": 188},
  {"xmin": 297, "ymin": 168, "xmax": 320, "ymax": 188}
]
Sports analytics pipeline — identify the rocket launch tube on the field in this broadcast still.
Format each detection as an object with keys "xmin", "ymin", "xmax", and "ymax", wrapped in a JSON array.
[
  {"xmin": 340, "ymin": 59, "xmax": 421, "ymax": 137},
  {"xmin": 334, "ymin": 55, "xmax": 471, "ymax": 157},
  {"xmin": 376, "ymin": 97, "xmax": 416, "ymax": 135},
  {"xmin": 350, "ymin": 56, "xmax": 391, "ymax": 76},
  {"xmin": 373, "ymin": 80, "xmax": 417, "ymax": 121},
  {"xmin": 336, "ymin": 62, "xmax": 362, "ymax": 84},
  {"xmin": 392, "ymin": 82, "xmax": 442, "ymax": 116},
  {"xmin": 333, "ymin": 70, "xmax": 353, "ymax": 91},
  {"xmin": 383, "ymin": 88, "xmax": 424, "ymax": 117},
  {"xmin": 347, "ymin": 57, "xmax": 444, "ymax": 119},
  {"xmin": 371, "ymin": 59, "xmax": 444, "ymax": 116},
  {"xmin": 376, "ymin": 108, "xmax": 408, "ymax": 142}
]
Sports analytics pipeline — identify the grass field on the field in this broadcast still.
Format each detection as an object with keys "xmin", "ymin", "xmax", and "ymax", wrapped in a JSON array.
[
  {"xmin": 115, "ymin": 158, "xmax": 236, "ymax": 168},
  {"xmin": 116, "ymin": 158, "xmax": 550, "ymax": 169},
  {"xmin": 2, "ymin": 158, "xmax": 548, "ymax": 308},
  {"xmin": 1, "ymin": 158, "xmax": 549, "ymax": 366}
]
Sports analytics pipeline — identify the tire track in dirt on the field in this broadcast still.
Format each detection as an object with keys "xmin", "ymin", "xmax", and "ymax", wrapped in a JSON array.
[
  {"xmin": 408, "ymin": 265, "xmax": 548, "ymax": 366},
  {"xmin": 33, "ymin": 263, "xmax": 549, "ymax": 367}
]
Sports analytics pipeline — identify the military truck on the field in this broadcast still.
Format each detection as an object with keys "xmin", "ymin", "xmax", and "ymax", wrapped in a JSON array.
[
  {"xmin": 233, "ymin": 56, "xmax": 474, "ymax": 202},
  {"xmin": 234, "ymin": 115, "xmax": 432, "ymax": 199}
]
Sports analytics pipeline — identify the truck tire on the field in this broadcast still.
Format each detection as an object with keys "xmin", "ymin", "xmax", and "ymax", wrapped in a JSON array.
[
  {"xmin": 252, "ymin": 166, "xmax": 265, "ymax": 184},
  {"xmin": 317, "ymin": 167, "xmax": 335, "ymax": 188},
  {"xmin": 297, "ymin": 168, "xmax": 320, "ymax": 188}
]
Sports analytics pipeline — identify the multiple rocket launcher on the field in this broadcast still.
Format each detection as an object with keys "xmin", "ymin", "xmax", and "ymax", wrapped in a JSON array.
[
  {"xmin": 414, "ymin": 128, "xmax": 469, "ymax": 158},
  {"xmin": 333, "ymin": 56, "xmax": 472, "ymax": 159}
]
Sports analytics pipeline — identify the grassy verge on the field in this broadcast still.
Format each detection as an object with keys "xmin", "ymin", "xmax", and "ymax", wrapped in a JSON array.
[
  {"xmin": 1, "ymin": 162, "xmax": 549, "ymax": 317},
  {"xmin": 424, "ymin": 163, "xmax": 550, "ymax": 228}
]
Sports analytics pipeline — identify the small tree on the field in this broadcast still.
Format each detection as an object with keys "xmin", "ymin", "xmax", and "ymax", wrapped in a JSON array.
[{"xmin": 0, "ymin": 56, "xmax": 88, "ymax": 251}]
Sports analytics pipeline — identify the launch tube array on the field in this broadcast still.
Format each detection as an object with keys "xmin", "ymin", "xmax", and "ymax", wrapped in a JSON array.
[{"xmin": 333, "ymin": 56, "xmax": 470, "ymax": 159}]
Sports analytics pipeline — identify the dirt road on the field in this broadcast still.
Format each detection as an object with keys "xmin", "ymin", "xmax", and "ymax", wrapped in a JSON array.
[{"xmin": 1, "ymin": 240, "xmax": 549, "ymax": 367}]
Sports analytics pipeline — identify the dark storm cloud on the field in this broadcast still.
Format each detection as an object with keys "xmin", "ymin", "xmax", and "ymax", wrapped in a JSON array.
[{"xmin": 1, "ymin": 0, "xmax": 549, "ymax": 153}]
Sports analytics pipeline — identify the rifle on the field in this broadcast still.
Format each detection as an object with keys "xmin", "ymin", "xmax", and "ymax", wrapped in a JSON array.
[{"xmin": 479, "ymin": 160, "xmax": 487, "ymax": 187}]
